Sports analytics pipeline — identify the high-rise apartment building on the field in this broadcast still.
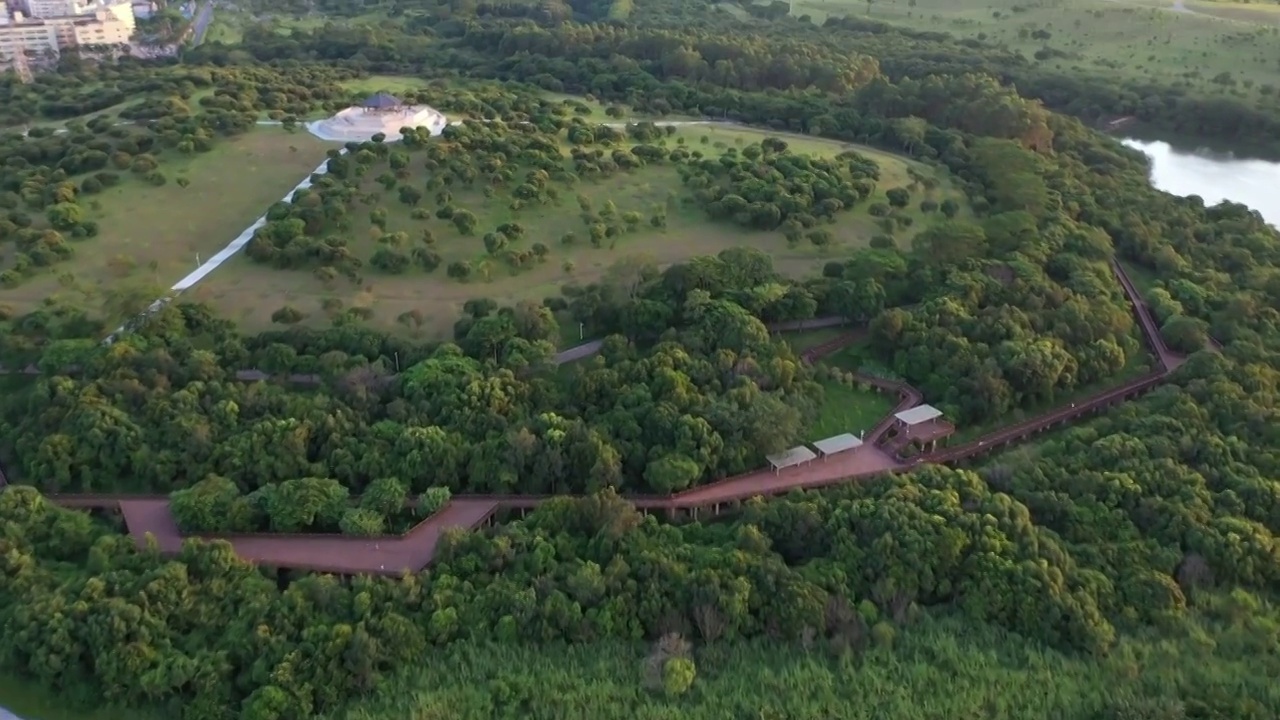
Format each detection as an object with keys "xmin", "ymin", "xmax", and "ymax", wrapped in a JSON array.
[
  {"xmin": 0, "ymin": 13, "xmax": 59, "ymax": 59},
  {"xmin": 0, "ymin": 0, "xmax": 135, "ymax": 63},
  {"xmin": 23, "ymin": 0, "xmax": 94, "ymax": 18}
]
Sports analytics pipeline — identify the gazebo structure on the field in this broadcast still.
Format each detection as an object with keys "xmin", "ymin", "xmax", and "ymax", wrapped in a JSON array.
[
  {"xmin": 812, "ymin": 433, "xmax": 863, "ymax": 461},
  {"xmin": 766, "ymin": 446, "xmax": 818, "ymax": 475},
  {"xmin": 887, "ymin": 404, "xmax": 955, "ymax": 453},
  {"xmin": 307, "ymin": 94, "xmax": 448, "ymax": 143},
  {"xmin": 361, "ymin": 92, "xmax": 407, "ymax": 114}
]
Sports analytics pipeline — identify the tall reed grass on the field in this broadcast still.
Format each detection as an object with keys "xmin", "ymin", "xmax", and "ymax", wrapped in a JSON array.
[{"xmin": 331, "ymin": 605, "xmax": 1280, "ymax": 720}]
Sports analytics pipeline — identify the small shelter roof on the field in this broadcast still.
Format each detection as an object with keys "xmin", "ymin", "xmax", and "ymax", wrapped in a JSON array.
[
  {"xmin": 766, "ymin": 446, "xmax": 817, "ymax": 471},
  {"xmin": 362, "ymin": 92, "xmax": 402, "ymax": 109},
  {"xmin": 812, "ymin": 433, "xmax": 863, "ymax": 457},
  {"xmin": 895, "ymin": 404, "xmax": 943, "ymax": 426}
]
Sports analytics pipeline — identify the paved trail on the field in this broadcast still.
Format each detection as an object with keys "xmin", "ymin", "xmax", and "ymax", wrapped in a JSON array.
[
  {"xmin": 0, "ymin": 260, "xmax": 1191, "ymax": 578},
  {"xmin": 106, "ymin": 147, "xmax": 345, "ymax": 340},
  {"xmin": 191, "ymin": 1, "xmax": 216, "ymax": 44}
]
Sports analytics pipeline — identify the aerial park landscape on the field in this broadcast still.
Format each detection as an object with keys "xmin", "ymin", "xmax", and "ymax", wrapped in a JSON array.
[
  {"xmin": 0, "ymin": 259, "xmax": 1188, "ymax": 576},
  {"xmin": 1, "ymin": 0, "xmax": 1279, "ymax": 718}
]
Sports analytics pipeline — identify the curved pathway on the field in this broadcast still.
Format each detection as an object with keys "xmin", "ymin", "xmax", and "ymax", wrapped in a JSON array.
[
  {"xmin": 107, "ymin": 116, "xmax": 791, "ymax": 338},
  {"xmin": 0, "ymin": 261, "xmax": 1198, "ymax": 576}
]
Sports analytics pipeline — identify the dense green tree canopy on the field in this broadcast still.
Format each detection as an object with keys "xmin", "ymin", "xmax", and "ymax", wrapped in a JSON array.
[{"xmin": 1, "ymin": 0, "xmax": 1280, "ymax": 718}]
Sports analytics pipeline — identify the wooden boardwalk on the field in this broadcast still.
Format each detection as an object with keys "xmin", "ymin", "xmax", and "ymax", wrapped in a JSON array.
[{"xmin": 1, "ymin": 262, "xmax": 1192, "ymax": 576}]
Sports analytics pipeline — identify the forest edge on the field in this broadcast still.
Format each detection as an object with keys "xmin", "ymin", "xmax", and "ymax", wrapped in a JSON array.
[{"xmin": 0, "ymin": 261, "xmax": 1196, "ymax": 576}]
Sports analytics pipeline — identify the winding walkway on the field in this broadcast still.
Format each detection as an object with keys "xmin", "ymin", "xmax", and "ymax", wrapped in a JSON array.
[{"xmin": 0, "ymin": 262, "xmax": 1195, "ymax": 576}]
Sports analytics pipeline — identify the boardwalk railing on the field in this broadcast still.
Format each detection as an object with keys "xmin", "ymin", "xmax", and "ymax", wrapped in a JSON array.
[
  {"xmin": 0, "ymin": 262, "xmax": 1199, "ymax": 575},
  {"xmin": 914, "ymin": 370, "xmax": 1167, "ymax": 466}
]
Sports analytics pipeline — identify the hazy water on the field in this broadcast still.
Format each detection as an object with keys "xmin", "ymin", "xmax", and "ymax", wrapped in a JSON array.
[{"xmin": 1121, "ymin": 138, "xmax": 1280, "ymax": 226}]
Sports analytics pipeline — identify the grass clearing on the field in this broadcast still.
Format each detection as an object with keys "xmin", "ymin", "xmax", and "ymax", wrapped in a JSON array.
[
  {"xmin": 195, "ymin": 125, "xmax": 968, "ymax": 339},
  {"xmin": 193, "ymin": 161, "xmax": 810, "ymax": 338},
  {"xmin": 780, "ymin": 0, "xmax": 1280, "ymax": 104},
  {"xmin": 205, "ymin": 8, "xmax": 390, "ymax": 44},
  {"xmin": 555, "ymin": 314, "xmax": 596, "ymax": 349},
  {"xmin": 0, "ymin": 128, "xmax": 339, "ymax": 316},
  {"xmin": 333, "ymin": 76, "xmax": 682, "ymax": 124},
  {"xmin": 339, "ymin": 76, "xmax": 436, "ymax": 97},
  {"xmin": 810, "ymin": 378, "xmax": 896, "ymax": 438},
  {"xmin": 823, "ymin": 338, "xmax": 899, "ymax": 378},
  {"xmin": 676, "ymin": 124, "xmax": 970, "ymax": 225},
  {"xmin": 273, "ymin": 12, "xmax": 388, "ymax": 31}
]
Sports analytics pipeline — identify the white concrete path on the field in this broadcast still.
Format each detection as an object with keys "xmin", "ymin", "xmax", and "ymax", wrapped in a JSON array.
[{"xmin": 171, "ymin": 154, "xmax": 333, "ymax": 291}]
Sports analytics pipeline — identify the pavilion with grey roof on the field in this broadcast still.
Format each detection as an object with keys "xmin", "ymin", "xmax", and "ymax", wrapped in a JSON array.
[
  {"xmin": 890, "ymin": 403, "xmax": 955, "ymax": 452},
  {"xmin": 766, "ymin": 446, "xmax": 817, "ymax": 474},
  {"xmin": 361, "ymin": 92, "xmax": 405, "ymax": 113},
  {"xmin": 812, "ymin": 433, "xmax": 863, "ymax": 461}
]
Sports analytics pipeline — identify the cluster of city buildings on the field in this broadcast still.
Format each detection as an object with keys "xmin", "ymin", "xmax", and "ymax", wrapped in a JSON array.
[{"xmin": 1, "ymin": 0, "xmax": 145, "ymax": 69}]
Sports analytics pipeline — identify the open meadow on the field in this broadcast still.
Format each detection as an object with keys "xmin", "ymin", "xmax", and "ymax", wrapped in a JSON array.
[
  {"xmin": 779, "ymin": 0, "xmax": 1280, "ymax": 103},
  {"xmin": 202, "ymin": 6, "xmax": 391, "ymax": 45},
  {"xmin": 783, "ymin": 331, "xmax": 899, "ymax": 437},
  {"xmin": 191, "ymin": 119, "xmax": 969, "ymax": 339},
  {"xmin": 0, "ymin": 127, "xmax": 338, "ymax": 317},
  {"xmin": 335, "ymin": 76, "xmax": 683, "ymax": 124}
]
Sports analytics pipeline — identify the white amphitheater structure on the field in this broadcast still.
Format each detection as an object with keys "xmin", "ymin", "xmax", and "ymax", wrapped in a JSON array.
[{"xmin": 306, "ymin": 92, "xmax": 448, "ymax": 143}]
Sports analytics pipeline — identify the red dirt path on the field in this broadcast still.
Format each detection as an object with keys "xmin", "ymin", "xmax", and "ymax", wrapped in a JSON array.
[{"xmin": 1, "ymin": 262, "xmax": 1191, "ymax": 576}]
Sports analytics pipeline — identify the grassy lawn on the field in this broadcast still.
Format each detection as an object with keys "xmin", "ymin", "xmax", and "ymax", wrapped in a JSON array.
[
  {"xmin": 555, "ymin": 314, "xmax": 597, "ymax": 349},
  {"xmin": 537, "ymin": 92, "xmax": 699, "ymax": 123},
  {"xmin": 205, "ymin": 8, "xmax": 390, "ymax": 44},
  {"xmin": 822, "ymin": 337, "xmax": 900, "ymax": 378},
  {"xmin": 194, "ymin": 126, "xmax": 969, "ymax": 339},
  {"xmin": 273, "ymin": 12, "xmax": 388, "ymax": 31},
  {"xmin": 674, "ymin": 125, "xmax": 971, "ymax": 238},
  {"xmin": 332, "ymin": 76, "xmax": 682, "ymax": 124},
  {"xmin": 339, "ymin": 76, "xmax": 435, "ymax": 97},
  {"xmin": 0, "ymin": 128, "xmax": 339, "ymax": 316},
  {"xmin": 781, "ymin": 0, "xmax": 1280, "ymax": 105},
  {"xmin": 809, "ymin": 379, "xmax": 896, "ymax": 439}
]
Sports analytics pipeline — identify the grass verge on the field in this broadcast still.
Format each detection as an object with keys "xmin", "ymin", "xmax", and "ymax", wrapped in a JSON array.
[{"xmin": 0, "ymin": 127, "xmax": 339, "ymax": 317}]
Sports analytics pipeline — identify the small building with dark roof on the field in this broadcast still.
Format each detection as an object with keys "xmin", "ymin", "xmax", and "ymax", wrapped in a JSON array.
[{"xmin": 361, "ymin": 92, "xmax": 403, "ymax": 112}]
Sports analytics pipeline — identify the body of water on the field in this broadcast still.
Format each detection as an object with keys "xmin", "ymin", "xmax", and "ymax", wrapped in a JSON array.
[{"xmin": 1121, "ymin": 138, "xmax": 1280, "ymax": 226}]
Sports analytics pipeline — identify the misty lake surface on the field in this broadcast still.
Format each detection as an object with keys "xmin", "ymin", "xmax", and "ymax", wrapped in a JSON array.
[{"xmin": 1121, "ymin": 138, "xmax": 1280, "ymax": 226}]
